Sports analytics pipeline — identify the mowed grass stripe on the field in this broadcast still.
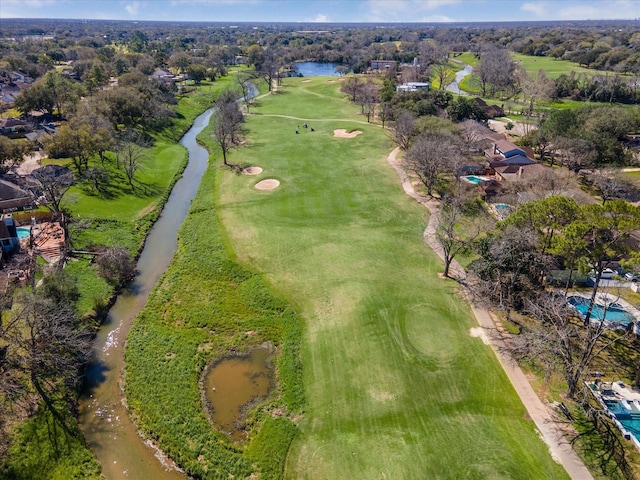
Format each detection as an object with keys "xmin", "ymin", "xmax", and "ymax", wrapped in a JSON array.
[{"xmin": 218, "ymin": 78, "xmax": 569, "ymax": 479}]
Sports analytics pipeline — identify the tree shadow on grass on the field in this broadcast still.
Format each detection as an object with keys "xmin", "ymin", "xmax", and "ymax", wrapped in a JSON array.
[
  {"xmin": 130, "ymin": 179, "xmax": 163, "ymax": 197},
  {"xmin": 77, "ymin": 180, "xmax": 124, "ymax": 200}
]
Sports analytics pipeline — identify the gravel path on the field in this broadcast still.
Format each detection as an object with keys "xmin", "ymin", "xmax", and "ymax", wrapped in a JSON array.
[{"xmin": 386, "ymin": 146, "xmax": 594, "ymax": 480}]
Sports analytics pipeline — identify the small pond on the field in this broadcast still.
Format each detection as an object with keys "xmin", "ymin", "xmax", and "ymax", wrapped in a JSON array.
[
  {"xmin": 294, "ymin": 61, "xmax": 343, "ymax": 77},
  {"xmin": 203, "ymin": 347, "xmax": 274, "ymax": 442}
]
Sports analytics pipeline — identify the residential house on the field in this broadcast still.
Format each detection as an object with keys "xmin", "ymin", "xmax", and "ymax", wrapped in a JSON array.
[
  {"xmin": 483, "ymin": 137, "xmax": 546, "ymax": 181},
  {"xmin": 473, "ymin": 98, "xmax": 504, "ymax": 119},
  {"xmin": 0, "ymin": 179, "xmax": 35, "ymax": 212},
  {"xmin": 0, "ymin": 117, "xmax": 33, "ymax": 137}
]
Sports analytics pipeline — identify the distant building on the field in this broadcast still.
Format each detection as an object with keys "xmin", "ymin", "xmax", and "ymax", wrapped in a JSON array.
[
  {"xmin": 370, "ymin": 60, "xmax": 397, "ymax": 72},
  {"xmin": 396, "ymin": 82, "xmax": 431, "ymax": 93}
]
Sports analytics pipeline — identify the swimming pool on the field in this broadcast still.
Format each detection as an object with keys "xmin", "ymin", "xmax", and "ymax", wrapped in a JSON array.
[
  {"xmin": 604, "ymin": 399, "xmax": 640, "ymax": 442},
  {"xmin": 462, "ymin": 175, "xmax": 490, "ymax": 184},
  {"xmin": 495, "ymin": 203, "xmax": 510, "ymax": 210},
  {"xmin": 567, "ymin": 295, "xmax": 635, "ymax": 325},
  {"xmin": 16, "ymin": 227, "xmax": 30, "ymax": 239}
]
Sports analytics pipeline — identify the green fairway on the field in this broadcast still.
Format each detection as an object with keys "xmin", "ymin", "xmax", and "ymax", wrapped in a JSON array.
[
  {"xmin": 512, "ymin": 52, "xmax": 615, "ymax": 79},
  {"xmin": 217, "ymin": 77, "xmax": 569, "ymax": 479}
]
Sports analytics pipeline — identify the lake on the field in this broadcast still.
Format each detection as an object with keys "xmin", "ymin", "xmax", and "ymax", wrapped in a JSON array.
[{"xmin": 294, "ymin": 61, "xmax": 343, "ymax": 77}]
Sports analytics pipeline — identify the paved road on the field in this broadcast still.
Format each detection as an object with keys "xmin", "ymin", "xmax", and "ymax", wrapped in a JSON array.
[{"xmin": 386, "ymin": 147, "xmax": 594, "ymax": 480}]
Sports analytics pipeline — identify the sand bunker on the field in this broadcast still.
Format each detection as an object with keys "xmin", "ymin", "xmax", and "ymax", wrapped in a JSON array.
[
  {"xmin": 254, "ymin": 179, "xmax": 280, "ymax": 190},
  {"xmin": 242, "ymin": 166, "xmax": 263, "ymax": 175},
  {"xmin": 470, "ymin": 327, "xmax": 489, "ymax": 345},
  {"xmin": 334, "ymin": 129, "xmax": 363, "ymax": 138},
  {"xmin": 301, "ymin": 79, "xmax": 312, "ymax": 83}
]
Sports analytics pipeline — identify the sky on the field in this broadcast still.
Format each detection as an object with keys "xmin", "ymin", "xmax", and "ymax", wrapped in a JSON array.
[{"xmin": 1, "ymin": 0, "xmax": 639, "ymax": 23}]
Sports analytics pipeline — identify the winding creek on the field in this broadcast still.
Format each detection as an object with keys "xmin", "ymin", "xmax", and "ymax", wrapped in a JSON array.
[
  {"xmin": 78, "ymin": 107, "xmax": 216, "ymax": 480},
  {"xmin": 445, "ymin": 63, "xmax": 473, "ymax": 94}
]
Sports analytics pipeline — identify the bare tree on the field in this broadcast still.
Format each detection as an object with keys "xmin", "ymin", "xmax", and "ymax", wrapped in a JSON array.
[
  {"xmin": 471, "ymin": 224, "xmax": 551, "ymax": 323},
  {"xmin": 96, "ymin": 247, "xmax": 136, "ymax": 287},
  {"xmin": 404, "ymin": 129, "xmax": 463, "ymax": 197},
  {"xmin": 553, "ymin": 137, "xmax": 597, "ymax": 171},
  {"xmin": 32, "ymin": 165, "xmax": 74, "ymax": 214},
  {"xmin": 212, "ymin": 89, "xmax": 245, "ymax": 166},
  {"xmin": 378, "ymin": 102, "xmax": 393, "ymax": 129},
  {"xmin": 513, "ymin": 292, "xmax": 629, "ymax": 399},
  {"xmin": 236, "ymin": 71, "xmax": 259, "ymax": 113},
  {"xmin": 588, "ymin": 170, "xmax": 636, "ymax": 205},
  {"xmin": 0, "ymin": 290, "xmax": 92, "ymax": 430},
  {"xmin": 340, "ymin": 76, "xmax": 362, "ymax": 102},
  {"xmin": 517, "ymin": 67, "xmax": 554, "ymax": 119},
  {"xmin": 357, "ymin": 80, "xmax": 379, "ymax": 123},
  {"xmin": 475, "ymin": 46, "xmax": 516, "ymax": 96},
  {"xmin": 115, "ymin": 130, "xmax": 149, "ymax": 191},
  {"xmin": 458, "ymin": 119, "xmax": 493, "ymax": 152},
  {"xmin": 391, "ymin": 109, "xmax": 417, "ymax": 151},
  {"xmin": 435, "ymin": 188, "xmax": 490, "ymax": 278}
]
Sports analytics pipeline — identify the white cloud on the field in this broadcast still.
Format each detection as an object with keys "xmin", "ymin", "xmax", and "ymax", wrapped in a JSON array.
[
  {"xmin": 521, "ymin": 2, "xmax": 547, "ymax": 17},
  {"xmin": 521, "ymin": 1, "xmax": 640, "ymax": 20},
  {"xmin": 125, "ymin": 1, "xmax": 142, "ymax": 15},
  {"xmin": 313, "ymin": 13, "xmax": 330, "ymax": 22},
  {"xmin": 364, "ymin": 0, "xmax": 463, "ymax": 22}
]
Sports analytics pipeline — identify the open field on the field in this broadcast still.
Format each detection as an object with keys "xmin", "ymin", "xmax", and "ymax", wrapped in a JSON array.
[
  {"xmin": 512, "ymin": 53, "xmax": 616, "ymax": 79},
  {"xmin": 216, "ymin": 77, "xmax": 569, "ymax": 479}
]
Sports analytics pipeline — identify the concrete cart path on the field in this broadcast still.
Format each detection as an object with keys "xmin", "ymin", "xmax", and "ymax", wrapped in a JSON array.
[{"xmin": 387, "ymin": 146, "xmax": 594, "ymax": 480}]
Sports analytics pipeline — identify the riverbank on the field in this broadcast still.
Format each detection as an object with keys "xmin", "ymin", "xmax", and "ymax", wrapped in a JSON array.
[
  {"xmin": 0, "ymin": 76, "xmax": 246, "ymax": 479},
  {"xmin": 123, "ymin": 118, "xmax": 303, "ymax": 479}
]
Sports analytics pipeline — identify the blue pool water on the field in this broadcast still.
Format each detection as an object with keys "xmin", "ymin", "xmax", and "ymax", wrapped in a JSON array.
[
  {"xmin": 16, "ymin": 227, "xmax": 30, "ymax": 239},
  {"xmin": 495, "ymin": 203, "xmax": 510, "ymax": 210},
  {"xmin": 567, "ymin": 296, "xmax": 634, "ymax": 325},
  {"xmin": 463, "ymin": 175, "xmax": 489, "ymax": 184},
  {"xmin": 604, "ymin": 399, "xmax": 640, "ymax": 441}
]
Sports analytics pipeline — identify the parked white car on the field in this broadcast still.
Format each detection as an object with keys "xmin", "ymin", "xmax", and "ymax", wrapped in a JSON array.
[{"xmin": 589, "ymin": 268, "xmax": 618, "ymax": 279}]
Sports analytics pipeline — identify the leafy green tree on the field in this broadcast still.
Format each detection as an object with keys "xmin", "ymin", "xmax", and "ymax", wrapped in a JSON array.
[
  {"xmin": 447, "ymin": 96, "xmax": 487, "ymax": 122},
  {"xmin": 503, "ymin": 196, "xmax": 580, "ymax": 254},
  {"xmin": 0, "ymin": 137, "xmax": 31, "ymax": 172},
  {"xmin": 379, "ymin": 77, "xmax": 396, "ymax": 102},
  {"xmin": 555, "ymin": 201, "xmax": 640, "ymax": 324},
  {"xmin": 14, "ymin": 83, "xmax": 54, "ymax": 115},
  {"xmin": 186, "ymin": 63, "xmax": 207, "ymax": 85}
]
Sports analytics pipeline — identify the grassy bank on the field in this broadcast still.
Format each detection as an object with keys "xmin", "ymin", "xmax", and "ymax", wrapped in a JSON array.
[
  {"xmin": 512, "ymin": 52, "xmax": 615, "ymax": 79},
  {"xmin": 214, "ymin": 77, "xmax": 569, "ymax": 478},
  {"xmin": 1, "ymin": 75, "xmax": 245, "ymax": 479},
  {"xmin": 124, "ymin": 120, "xmax": 303, "ymax": 478}
]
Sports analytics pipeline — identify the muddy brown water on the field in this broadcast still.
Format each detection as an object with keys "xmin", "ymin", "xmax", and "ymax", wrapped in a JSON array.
[
  {"xmin": 78, "ymin": 107, "xmax": 215, "ymax": 480},
  {"xmin": 203, "ymin": 347, "xmax": 274, "ymax": 442}
]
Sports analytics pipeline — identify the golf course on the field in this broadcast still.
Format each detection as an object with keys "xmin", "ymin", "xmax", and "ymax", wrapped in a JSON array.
[{"xmin": 126, "ymin": 76, "xmax": 570, "ymax": 479}]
